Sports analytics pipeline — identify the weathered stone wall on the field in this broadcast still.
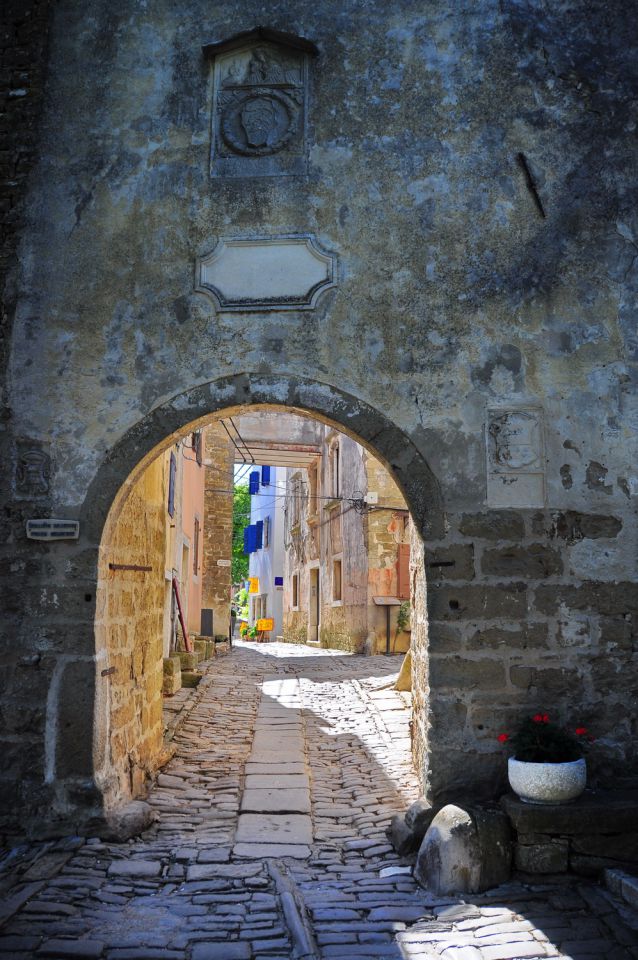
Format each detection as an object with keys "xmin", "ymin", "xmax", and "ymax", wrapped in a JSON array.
[
  {"xmin": 1, "ymin": 0, "xmax": 637, "ymax": 831},
  {"xmin": 202, "ymin": 424, "xmax": 234, "ymax": 637},
  {"xmin": 1, "ymin": 1, "xmax": 52, "ymax": 417},
  {"xmin": 364, "ymin": 450, "xmax": 411, "ymax": 655},
  {"xmin": 317, "ymin": 431, "xmax": 369, "ymax": 652},
  {"xmin": 422, "ymin": 504, "xmax": 637, "ymax": 802},
  {"xmin": 95, "ymin": 455, "xmax": 167, "ymax": 809}
]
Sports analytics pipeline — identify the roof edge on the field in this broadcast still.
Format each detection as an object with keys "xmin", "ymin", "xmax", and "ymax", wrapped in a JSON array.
[{"xmin": 203, "ymin": 26, "xmax": 319, "ymax": 58}]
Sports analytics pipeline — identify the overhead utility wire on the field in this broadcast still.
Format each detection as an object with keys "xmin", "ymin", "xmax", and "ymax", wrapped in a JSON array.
[
  {"xmin": 228, "ymin": 417, "xmax": 255, "ymax": 464},
  {"xmin": 221, "ymin": 419, "xmax": 255, "ymax": 464}
]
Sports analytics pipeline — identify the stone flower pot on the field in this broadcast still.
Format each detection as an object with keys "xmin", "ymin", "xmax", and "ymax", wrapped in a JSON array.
[{"xmin": 508, "ymin": 756, "xmax": 586, "ymax": 804}]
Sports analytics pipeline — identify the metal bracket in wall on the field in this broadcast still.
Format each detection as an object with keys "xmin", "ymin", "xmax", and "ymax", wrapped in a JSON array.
[
  {"xmin": 108, "ymin": 563, "xmax": 153, "ymax": 572},
  {"xmin": 26, "ymin": 519, "xmax": 80, "ymax": 541}
]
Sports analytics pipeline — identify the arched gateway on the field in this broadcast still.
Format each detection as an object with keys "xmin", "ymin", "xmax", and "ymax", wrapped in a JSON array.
[{"xmin": 39, "ymin": 374, "xmax": 443, "ymax": 832}]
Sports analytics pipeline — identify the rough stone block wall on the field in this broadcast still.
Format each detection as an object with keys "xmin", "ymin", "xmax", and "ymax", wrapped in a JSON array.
[
  {"xmin": 319, "ymin": 603, "xmax": 367, "ymax": 653},
  {"xmin": 282, "ymin": 609, "xmax": 308, "ymax": 644},
  {"xmin": 95, "ymin": 456, "xmax": 167, "ymax": 808},
  {"xmin": 202, "ymin": 424, "xmax": 234, "ymax": 637},
  {"xmin": 417, "ymin": 507, "xmax": 637, "ymax": 803}
]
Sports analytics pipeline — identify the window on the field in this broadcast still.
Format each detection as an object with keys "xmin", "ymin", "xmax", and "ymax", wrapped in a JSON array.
[
  {"xmin": 292, "ymin": 574, "xmax": 299, "ymax": 609},
  {"xmin": 397, "ymin": 543, "xmax": 410, "ymax": 599},
  {"xmin": 332, "ymin": 558, "xmax": 342, "ymax": 602},
  {"xmin": 308, "ymin": 461, "xmax": 319, "ymax": 515},
  {"xmin": 256, "ymin": 519, "xmax": 264, "ymax": 549},
  {"xmin": 263, "ymin": 515, "xmax": 270, "ymax": 548},
  {"xmin": 168, "ymin": 452, "xmax": 176, "ymax": 517},
  {"xmin": 290, "ymin": 473, "xmax": 302, "ymax": 528},
  {"xmin": 191, "ymin": 431, "xmax": 203, "ymax": 466},
  {"xmin": 193, "ymin": 517, "xmax": 200, "ymax": 575},
  {"xmin": 330, "ymin": 442, "xmax": 340, "ymax": 498}
]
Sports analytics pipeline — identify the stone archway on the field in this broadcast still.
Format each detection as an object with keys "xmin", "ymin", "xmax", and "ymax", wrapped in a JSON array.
[{"xmin": 73, "ymin": 373, "xmax": 444, "ymax": 825}]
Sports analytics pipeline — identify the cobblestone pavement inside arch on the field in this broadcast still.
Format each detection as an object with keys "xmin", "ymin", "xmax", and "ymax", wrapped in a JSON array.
[{"xmin": 2, "ymin": 641, "xmax": 638, "ymax": 960}]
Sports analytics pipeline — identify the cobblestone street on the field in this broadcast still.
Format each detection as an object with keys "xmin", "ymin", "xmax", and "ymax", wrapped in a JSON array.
[{"xmin": 1, "ymin": 641, "xmax": 637, "ymax": 960}]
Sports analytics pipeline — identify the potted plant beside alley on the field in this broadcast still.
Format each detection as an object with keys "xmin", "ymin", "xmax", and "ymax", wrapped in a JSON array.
[{"xmin": 499, "ymin": 713, "xmax": 592, "ymax": 804}]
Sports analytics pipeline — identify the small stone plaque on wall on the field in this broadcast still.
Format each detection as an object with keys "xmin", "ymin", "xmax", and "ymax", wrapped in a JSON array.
[
  {"xmin": 204, "ymin": 29, "xmax": 317, "ymax": 178},
  {"xmin": 486, "ymin": 407, "xmax": 545, "ymax": 507},
  {"xmin": 196, "ymin": 235, "xmax": 336, "ymax": 311}
]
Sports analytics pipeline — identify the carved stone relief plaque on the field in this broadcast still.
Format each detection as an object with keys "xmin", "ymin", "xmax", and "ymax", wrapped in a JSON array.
[
  {"xmin": 486, "ymin": 408, "xmax": 545, "ymax": 507},
  {"xmin": 209, "ymin": 39, "xmax": 310, "ymax": 177},
  {"xmin": 15, "ymin": 442, "xmax": 51, "ymax": 498}
]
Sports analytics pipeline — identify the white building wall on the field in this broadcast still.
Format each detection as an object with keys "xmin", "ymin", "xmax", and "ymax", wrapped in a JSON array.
[{"xmin": 247, "ymin": 466, "xmax": 285, "ymax": 638}]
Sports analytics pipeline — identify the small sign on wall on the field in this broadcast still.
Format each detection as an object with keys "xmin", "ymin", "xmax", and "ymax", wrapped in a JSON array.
[
  {"xmin": 26, "ymin": 519, "xmax": 80, "ymax": 541},
  {"xmin": 217, "ymin": 559, "xmax": 231, "ymax": 566},
  {"xmin": 248, "ymin": 577, "xmax": 259, "ymax": 593},
  {"xmin": 257, "ymin": 618, "xmax": 274, "ymax": 632}
]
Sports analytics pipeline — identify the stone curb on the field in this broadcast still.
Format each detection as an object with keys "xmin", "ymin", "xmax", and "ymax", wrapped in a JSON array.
[{"xmin": 604, "ymin": 867, "xmax": 638, "ymax": 910}]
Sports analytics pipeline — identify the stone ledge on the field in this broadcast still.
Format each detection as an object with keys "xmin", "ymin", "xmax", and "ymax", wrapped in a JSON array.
[
  {"xmin": 605, "ymin": 868, "xmax": 638, "ymax": 910},
  {"xmin": 501, "ymin": 789, "xmax": 638, "ymax": 836},
  {"xmin": 502, "ymin": 790, "xmax": 638, "ymax": 877}
]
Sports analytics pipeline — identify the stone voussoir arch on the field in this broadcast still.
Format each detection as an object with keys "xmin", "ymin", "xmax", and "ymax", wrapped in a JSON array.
[
  {"xmin": 83, "ymin": 372, "xmax": 446, "ymax": 548},
  {"xmin": 70, "ymin": 372, "xmax": 443, "ymax": 821}
]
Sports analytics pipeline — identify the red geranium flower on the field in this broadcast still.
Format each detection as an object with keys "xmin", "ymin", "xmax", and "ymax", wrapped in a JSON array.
[
  {"xmin": 575, "ymin": 727, "xmax": 588, "ymax": 736},
  {"xmin": 532, "ymin": 713, "xmax": 544, "ymax": 723},
  {"xmin": 497, "ymin": 733, "xmax": 509, "ymax": 743}
]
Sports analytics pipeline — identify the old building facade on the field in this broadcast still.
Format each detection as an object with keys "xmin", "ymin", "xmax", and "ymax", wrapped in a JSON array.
[
  {"xmin": 1, "ymin": 1, "xmax": 637, "ymax": 835},
  {"xmin": 282, "ymin": 424, "xmax": 411, "ymax": 655}
]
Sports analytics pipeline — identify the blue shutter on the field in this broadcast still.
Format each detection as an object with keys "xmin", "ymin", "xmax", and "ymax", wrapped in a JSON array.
[
  {"xmin": 246, "ymin": 524, "xmax": 257, "ymax": 553},
  {"xmin": 255, "ymin": 520, "xmax": 263, "ymax": 549},
  {"xmin": 261, "ymin": 465, "xmax": 271, "ymax": 486},
  {"xmin": 168, "ymin": 453, "xmax": 176, "ymax": 517},
  {"xmin": 243, "ymin": 526, "xmax": 250, "ymax": 554},
  {"xmin": 249, "ymin": 471, "xmax": 260, "ymax": 494}
]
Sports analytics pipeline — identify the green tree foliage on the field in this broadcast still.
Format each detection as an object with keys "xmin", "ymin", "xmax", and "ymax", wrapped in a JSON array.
[{"xmin": 232, "ymin": 483, "xmax": 251, "ymax": 584}]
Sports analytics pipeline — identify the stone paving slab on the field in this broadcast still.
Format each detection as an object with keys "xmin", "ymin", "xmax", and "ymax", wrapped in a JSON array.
[
  {"xmin": 244, "ymin": 761, "xmax": 308, "ymax": 774},
  {"xmin": 244, "ymin": 773, "xmax": 310, "ymax": 789},
  {"xmin": 247, "ymin": 748, "xmax": 305, "ymax": 764},
  {"xmin": 236, "ymin": 813, "xmax": 313, "ymax": 845},
  {"xmin": 241, "ymin": 788, "xmax": 311, "ymax": 814},
  {"xmin": 251, "ymin": 731, "xmax": 304, "ymax": 750},
  {"xmin": 233, "ymin": 842, "xmax": 312, "ymax": 859}
]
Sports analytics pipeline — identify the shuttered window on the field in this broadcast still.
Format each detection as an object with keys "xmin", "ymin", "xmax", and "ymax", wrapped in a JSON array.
[
  {"xmin": 255, "ymin": 519, "xmax": 264, "ymax": 549},
  {"xmin": 193, "ymin": 517, "xmax": 200, "ymax": 574},
  {"xmin": 168, "ymin": 452, "xmax": 176, "ymax": 517},
  {"xmin": 191, "ymin": 431, "xmax": 203, "ymax": 465},
  {"xmin": 397, "ymin": 543, "xmax": 410, "ymax": 599}
]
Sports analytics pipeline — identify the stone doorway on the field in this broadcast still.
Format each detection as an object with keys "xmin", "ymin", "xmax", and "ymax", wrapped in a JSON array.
[
  {"xmin": 308, "ymin": 567, "xmax": 320, "ymax": 643},
  {"xmin": 83, "ymin": 374, "xmax": 443, "ymax": 832}
]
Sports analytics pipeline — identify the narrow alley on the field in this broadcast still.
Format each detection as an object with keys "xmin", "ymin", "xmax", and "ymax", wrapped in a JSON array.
[{"xmin": 1, "ymin": 642, "xmax": 637, "ymax": 960}]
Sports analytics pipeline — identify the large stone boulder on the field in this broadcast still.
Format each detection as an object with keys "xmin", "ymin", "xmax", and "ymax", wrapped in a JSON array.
[
  {"xmin": 414, "ymin": 803, "xmax": 511, "ymax": 894},
  {"xmin": 99, "ymin": 801, "xmax": 157, "ymax": 842},
  {"xmin": 389, "ymin": 798, "xmax": 436, "ymax": 855}
]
